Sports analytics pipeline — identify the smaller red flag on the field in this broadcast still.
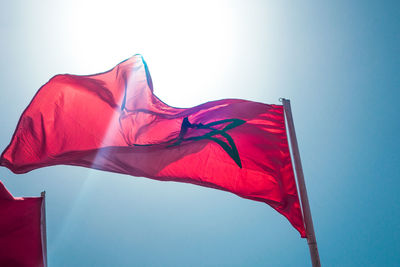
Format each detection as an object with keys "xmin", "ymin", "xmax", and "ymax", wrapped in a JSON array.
[{"xmin": 0, "ymin": 181, "xmax": 46, "ymax": 267}]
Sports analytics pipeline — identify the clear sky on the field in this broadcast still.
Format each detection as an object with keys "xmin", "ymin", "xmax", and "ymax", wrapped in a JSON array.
[{"xmin": 1, "ymin": 0, "xmax": 399, "ymax": 266}]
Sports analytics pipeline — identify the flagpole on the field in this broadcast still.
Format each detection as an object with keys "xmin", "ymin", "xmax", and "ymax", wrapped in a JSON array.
[
  {"xmin": 281, "ymin": 98, "xmax": 321, "ymax": 267},
  {"xmin": 40, "ymin": 191, "xmax": 48, "ymax": 267}
]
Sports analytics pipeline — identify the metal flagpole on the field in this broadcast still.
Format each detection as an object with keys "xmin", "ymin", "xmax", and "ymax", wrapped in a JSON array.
[
  {"xmin": 281, "ymin": 98, "xmax": 321, "ymax": 267},
  {"xmin": 40, "ymin": 191, "xmax": 48, "ymax": 267}
]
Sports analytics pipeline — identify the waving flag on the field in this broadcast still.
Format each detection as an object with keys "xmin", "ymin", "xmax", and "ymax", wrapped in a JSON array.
[
  {"xmin": 0, "ymin": 181, "xmax": 47, "ymax": 266},
  {"xmin": 0, "ymin": 55, "xmax": 306, "ymax": 237}
]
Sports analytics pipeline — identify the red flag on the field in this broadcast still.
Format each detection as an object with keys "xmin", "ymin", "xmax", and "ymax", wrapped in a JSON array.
[
  {"xmin": 0, "ymin": 55, "xmax": 306, "ymax": 237},
  {"xmin": 0, "ymin": 181, "xmax": 46, "ymax": 266}
]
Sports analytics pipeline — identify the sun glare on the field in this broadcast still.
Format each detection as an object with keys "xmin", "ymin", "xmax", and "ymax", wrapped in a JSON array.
[{"xmin": 64, "ymin": 0, "xmax": 236, "ymax": 108}]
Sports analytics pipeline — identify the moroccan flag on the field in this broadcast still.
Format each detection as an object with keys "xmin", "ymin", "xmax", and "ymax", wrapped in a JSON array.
[
  {"xmin": 0, "ymin": 55, "xmax": 306, "ymax": 237},
  {"xmin": 0, "ymin": 181, "xmax": 46, "ymax": 266}
]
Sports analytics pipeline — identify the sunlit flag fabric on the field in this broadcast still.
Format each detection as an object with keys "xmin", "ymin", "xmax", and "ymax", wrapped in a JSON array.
[
  {"xmin": 0, "ymin": 55, "xmax": 306, "ymax": 237},
  {"xmin": 0, "ymin": 180, "xmax": 45, "ymax": 266}
]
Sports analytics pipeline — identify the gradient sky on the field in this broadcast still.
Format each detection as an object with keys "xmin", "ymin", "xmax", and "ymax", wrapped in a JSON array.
[{"xmin": 1, "ymin": 1, "xmax": 399, "ymax": 266}]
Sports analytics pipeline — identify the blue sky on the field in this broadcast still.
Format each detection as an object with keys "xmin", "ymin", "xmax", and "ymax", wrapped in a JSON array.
[{"xmin": 0, "ymin": 1, "xmax": 399, "ymax": 266}]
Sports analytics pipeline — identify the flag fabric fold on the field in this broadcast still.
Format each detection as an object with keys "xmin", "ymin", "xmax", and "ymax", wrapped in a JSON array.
[
  {"xmin": 0, "ymin": 55, "xmax": 306, "ymax": 237},
  {"xmin": 0, "ymin": 180, "xmax": 45, "ymax": 266}
]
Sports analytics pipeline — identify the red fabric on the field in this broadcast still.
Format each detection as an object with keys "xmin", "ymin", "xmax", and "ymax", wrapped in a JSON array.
[
  {"xmin": 0, "ymin": 181, "xmax": 44, "ymax": 267},
  {"xmin": 0, "ymin": 55, "xmax": 306, "ymax": 237}
]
